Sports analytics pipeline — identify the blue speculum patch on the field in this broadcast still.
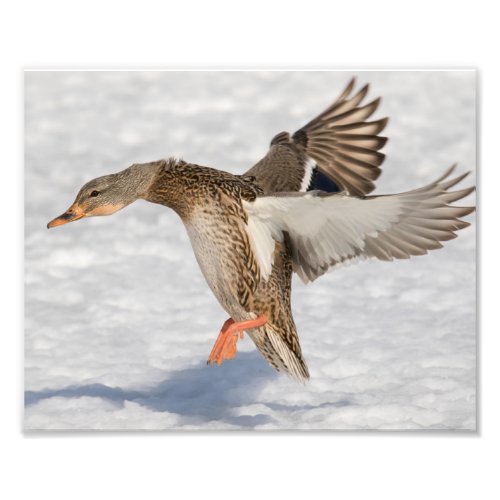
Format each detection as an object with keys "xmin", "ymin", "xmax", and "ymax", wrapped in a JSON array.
[{"xmin": 308, "ymin": 168, "xmax": 340, "ymax": 193}]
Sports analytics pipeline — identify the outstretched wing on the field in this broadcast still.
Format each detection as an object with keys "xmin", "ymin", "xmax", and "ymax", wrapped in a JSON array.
[
  {"xmin": 243, "ymin": 166, "xmax": 475, "ymax": 283},
  {"xmin": 245, "ymin": 78, "xmax": 388, "ymax": 196}
]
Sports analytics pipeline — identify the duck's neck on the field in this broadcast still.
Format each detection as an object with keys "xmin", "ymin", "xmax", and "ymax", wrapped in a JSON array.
[
  {"xmin": 132, "ymin": 159, "xmax": 203, "ymax": 221},
  {"xmin": 121, "ymin": 161, "xmax": 164, "ymax": 200}
]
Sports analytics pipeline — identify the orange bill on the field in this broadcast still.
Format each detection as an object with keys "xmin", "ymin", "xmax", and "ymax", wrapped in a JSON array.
[{"xmin": 47, "ymin": 204, "xmax": 85, "ymax": 228}]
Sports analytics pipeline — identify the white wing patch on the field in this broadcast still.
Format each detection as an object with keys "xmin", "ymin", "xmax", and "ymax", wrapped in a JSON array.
[
  {"xmin": 299, "ymin": 156, "xmax": 316, "ymax": 192},
  {"xmin": 244, "ymin": 206, "xmax": 282, "ymax": 281},
  {"xmin": 242, "ymin": 168, "xmax": 474, "ymax": 284},
  {"xmin": 244, "ymin": 193, "xmax": 402, "ymax": 282}
]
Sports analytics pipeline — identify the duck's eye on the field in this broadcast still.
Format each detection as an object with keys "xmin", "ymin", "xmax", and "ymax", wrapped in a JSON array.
[{"xmin": 90, "ymin": 190, "xmax": 100, "ymax": 197}]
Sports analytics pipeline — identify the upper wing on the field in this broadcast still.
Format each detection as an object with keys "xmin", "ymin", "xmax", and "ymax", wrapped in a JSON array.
[
  {"xmin": 243, "ymin": 166, "xmax": 475, "ymax": 284},
  {"xmin": 245, "ymin": 78, "xmax": 388, "ymax": 196}
]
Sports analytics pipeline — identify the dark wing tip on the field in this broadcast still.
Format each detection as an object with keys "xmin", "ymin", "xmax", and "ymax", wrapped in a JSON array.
[{"xmin": 379, "ymin": 116, "xmax": 389, "ymax": 129}]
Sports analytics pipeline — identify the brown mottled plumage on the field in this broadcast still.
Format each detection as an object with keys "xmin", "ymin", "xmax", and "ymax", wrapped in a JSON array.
[
  {"xmin": 47, "ymin": 79, "xmax": 475, "ymax": 382},
  {"xmin": 144, "ymin": 159, "xmax": 309, "ymax": 378},
  {"xmin": 147, "ymin": 160, "xmax": 263, "ymax": 317},
  {"xmin": 246, "ymin": 78, "xmax": 388, "ymax": 196}
]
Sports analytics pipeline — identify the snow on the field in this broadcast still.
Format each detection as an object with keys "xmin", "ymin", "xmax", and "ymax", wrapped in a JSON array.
[{"xmin": 24, "ymin": 71, "xmax": 476, "ymax": 430}]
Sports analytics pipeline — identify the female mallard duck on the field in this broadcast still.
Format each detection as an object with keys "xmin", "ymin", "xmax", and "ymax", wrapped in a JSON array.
[{"xmin": 47, "ymin": 79, "xmax": 475, "ymax": 381}]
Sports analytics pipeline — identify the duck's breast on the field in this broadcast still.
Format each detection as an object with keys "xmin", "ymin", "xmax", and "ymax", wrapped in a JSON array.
[{"xmin": 184, "ymin": 204, "xmax": 259, "ymax": 322}]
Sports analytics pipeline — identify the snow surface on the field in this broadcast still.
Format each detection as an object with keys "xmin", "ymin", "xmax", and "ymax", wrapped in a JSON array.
[{"xmin": 24, "ymin": 71, "xmax": 476, "ymax": 430}]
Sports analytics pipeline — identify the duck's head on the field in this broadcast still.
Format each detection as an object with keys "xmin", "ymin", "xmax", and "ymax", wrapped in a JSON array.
[{"xmin": 47, "ymin": 162, "xmax": 163, "ymax": 228}]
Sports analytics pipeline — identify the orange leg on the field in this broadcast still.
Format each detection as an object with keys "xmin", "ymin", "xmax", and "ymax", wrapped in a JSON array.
[{"xmin": 207, "ymin": 314, "xmax": 268, "ymax": 366}]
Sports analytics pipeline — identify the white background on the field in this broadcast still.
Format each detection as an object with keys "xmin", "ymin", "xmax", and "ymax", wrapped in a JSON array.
[{"xmin": 2, "ymin": 0, "xmax": 498, "ymax": 498}]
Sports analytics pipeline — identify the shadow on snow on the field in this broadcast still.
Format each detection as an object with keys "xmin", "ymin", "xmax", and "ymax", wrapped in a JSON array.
[
  {"xmin": 25, "ymin": 352, "xmax": 353, "ymax": 428},
  {"xmin": 26, "ymin": 352, "xmax": 275, "ymax": 428}
]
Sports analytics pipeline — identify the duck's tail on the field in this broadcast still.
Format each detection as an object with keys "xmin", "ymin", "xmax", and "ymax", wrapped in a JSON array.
[{"xmin": 248, "ymin": 321, "xmax": 310, "ymax": 382}]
